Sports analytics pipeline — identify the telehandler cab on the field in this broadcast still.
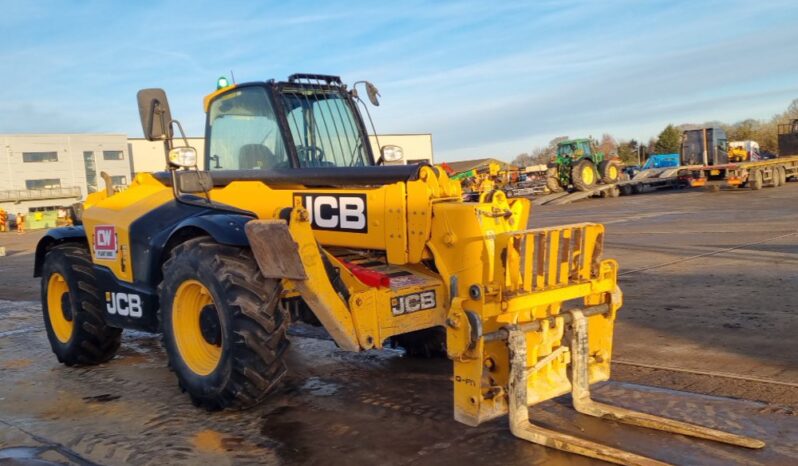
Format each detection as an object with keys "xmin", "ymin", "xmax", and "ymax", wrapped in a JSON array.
[{"xmin": 35, "ymin": 74, "xmax": 763, "ymax": 464}]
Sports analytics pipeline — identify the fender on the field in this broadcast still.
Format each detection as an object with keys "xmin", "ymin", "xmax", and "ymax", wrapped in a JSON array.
[
  {"xmin": 170, "ymin": 213, "xmax": 255, "ymax": 248},
  {"xmin": 33, "ymin": 226, "xmax": 87, "ymax": 277},
  {"xmin": 133, "ymin": 212, "xmax": 256, "ymax": 286}
]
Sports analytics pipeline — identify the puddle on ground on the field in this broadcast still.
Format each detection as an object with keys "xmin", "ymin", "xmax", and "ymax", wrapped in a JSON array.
[
  {"xmin": 0, "ymin": 447, "xmax": 42, "ymax": 459},
  {"xmin": 300, "ymin": 377, "xmax": 339, "ymax": 396}
]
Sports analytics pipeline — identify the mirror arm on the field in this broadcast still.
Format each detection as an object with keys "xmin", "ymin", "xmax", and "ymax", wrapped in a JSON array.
[{"xmin": 354, "ymin": 97, "xmax": 383, "ymax": 165}]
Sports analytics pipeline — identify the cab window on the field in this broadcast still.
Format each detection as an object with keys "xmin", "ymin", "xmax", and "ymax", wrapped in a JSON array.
[{"xmin": 207, "ymin": 87, "xmax": 289, "ymax": 170}]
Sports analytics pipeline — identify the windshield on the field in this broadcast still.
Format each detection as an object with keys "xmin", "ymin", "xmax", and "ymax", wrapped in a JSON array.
[
  {"xmin": 557, "ymin": 141, "xmax": 589, "ymax": 158},
  {"xmin": 207, "ymin": 86, "xmax": 289, "ymax": 170},
  {"xmin": 277, "ymin": 88, "xmax": 371, "ymax": 167}
]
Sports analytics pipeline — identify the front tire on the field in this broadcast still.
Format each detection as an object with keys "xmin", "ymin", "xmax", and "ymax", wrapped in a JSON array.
[
  {"xmin": 749, "ymin": 169, "xmax": 763, "ymax": 190},
  {"xmin": 41, "ymin": 243, "xmax": 121, "ymax": 366},
  {"xmin": 160, "ymin": 237, "xmax": 289, "ymax": 410}
]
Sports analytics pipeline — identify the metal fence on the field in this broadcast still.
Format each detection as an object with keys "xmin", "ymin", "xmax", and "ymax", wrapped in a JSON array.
[{"xmin": 0, "ymin": 186, "xmax": 82, "ymax": 202}]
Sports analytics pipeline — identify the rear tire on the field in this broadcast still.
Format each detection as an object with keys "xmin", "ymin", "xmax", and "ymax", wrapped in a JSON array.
[
  {"xmin": 545, "ymin": 166, "xmax": 564, "ymax": 193},
  {"xmin": 598, "ymin": 160, "xmax": 621, "ymax": 184},
  {"xmin": 572, "ymin": 159, "xmax": 598, "ymax": 192},
  {"xmin": 160, "ymin": 237, "xmax": 289, "ymax": 411},
  {"xmin": 749, "ymin": 169, "xmax": 763, "ymax": 190},
  {"xmin": 41, "ymin": 243, "xmax": 121, "ymax": 366}
]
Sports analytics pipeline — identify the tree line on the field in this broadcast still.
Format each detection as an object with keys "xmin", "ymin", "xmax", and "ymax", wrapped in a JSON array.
[{"xmin": 512, "ymin": 98, "xmax": 798, "ymax": 167}]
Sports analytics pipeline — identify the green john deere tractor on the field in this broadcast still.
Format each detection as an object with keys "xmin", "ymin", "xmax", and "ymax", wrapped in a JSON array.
[{"xmin": 546, "ymin": 138, "xmax": 621, "ymax": 192}]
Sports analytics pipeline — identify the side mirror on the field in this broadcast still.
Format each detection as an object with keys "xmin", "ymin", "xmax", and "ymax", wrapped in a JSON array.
[
  {"xmin": 366, "ymin": 82, "xmax": 381, "ymax": 106},
  {"xmin": 381, "ymin": 145, "xmax": 403, "ymax": 163},
  {"xmin": 176, "ymin": 171, "xmax": 213, "ymax": 194},
  {"xmin": 137, "ymin": 88, "xmax": 173, "ymax": 141},
  {"xmin": 168, "ymin": 147, "xmax": 198, "ymax": 168}
]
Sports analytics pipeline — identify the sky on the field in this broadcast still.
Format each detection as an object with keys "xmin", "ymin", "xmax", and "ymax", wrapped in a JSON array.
[{"xmin": 1, "ymin": 0, "xmax": 798, "ymax": 162}]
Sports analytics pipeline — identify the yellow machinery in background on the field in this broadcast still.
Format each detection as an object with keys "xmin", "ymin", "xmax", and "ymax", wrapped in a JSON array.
[{"xmin": 34, "ymin": 74, "xmax": 763, "ymax": 465}]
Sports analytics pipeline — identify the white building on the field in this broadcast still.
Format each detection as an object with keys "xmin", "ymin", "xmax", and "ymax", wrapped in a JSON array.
[{"xmin": 0, "ymin": 134, "xmax": 132, "ymax": 228}]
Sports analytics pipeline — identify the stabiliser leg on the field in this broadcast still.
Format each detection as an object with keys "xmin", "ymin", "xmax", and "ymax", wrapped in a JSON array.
[
  {"xmin": 568, "ymin": 310, "xmax": 765, "ymax": 450},
  {"xmin": 507, "ymin": 328, "xmax": 670, "ymax": 466}
]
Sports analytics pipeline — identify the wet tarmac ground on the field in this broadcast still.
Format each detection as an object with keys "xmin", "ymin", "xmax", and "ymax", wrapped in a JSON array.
[
  {"xmin": 2, "ymin": 183, "xmax": 798, "ymax": 465},
  {"xmin": 0, "ymin": 302, "xmax": 796, "ymax": 466}
]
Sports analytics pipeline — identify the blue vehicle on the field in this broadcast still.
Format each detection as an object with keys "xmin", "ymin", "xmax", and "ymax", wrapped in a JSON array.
[{"xmin": 641, "ymin": 153, "xmax": 680, "ymax": 170}]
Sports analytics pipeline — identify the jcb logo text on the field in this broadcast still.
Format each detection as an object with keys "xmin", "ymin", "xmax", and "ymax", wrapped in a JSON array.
[
  {"xmin": 391, "ymin": 290, "xmax": 436, "ymax": 316},
  {"xmin": 296, "ymin": 193, "xmax": 367, "ymax": 233},
  {"xmin": 106, "ymin": 292, "xmax": 142, "ymax": 318}
]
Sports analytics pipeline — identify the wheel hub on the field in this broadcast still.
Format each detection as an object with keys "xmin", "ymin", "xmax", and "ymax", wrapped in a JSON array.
[
  {"xmin": 199, "ymin": 304, "xmax": 222, "ymax": 346},
  {"xmin": 60, "ymin": 292, "xmax": 73, "ymax": 322}
]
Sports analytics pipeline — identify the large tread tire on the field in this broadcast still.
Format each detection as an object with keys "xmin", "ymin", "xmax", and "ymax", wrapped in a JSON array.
[
  {"xmin": 41, "ymin": 243, "xmax": 121, "ymax": 366},
  {"xmin": 160, "ymin": 237, "xmax": 289, "ymax": 411},
  {"xmin": 598, "ymin": 159, "xmax": 621, "ymax": 184},
  {"xmin": 749, "ymin": 169, "xmax": 763, "ymax": 190},
  {"xmin": 771, "ymin": 168, "xmax": 781, "ymax": 187},
  {"xmin": 572, "ymin": 159, "xmax": 598, "ymax": 192},
  {"xmin": 390, "ymin": 327, "xmax": 447, "ymax": 358},
  {"xmin": 545, "ymin": 166, "xmax": 564, "ymax": 193}
]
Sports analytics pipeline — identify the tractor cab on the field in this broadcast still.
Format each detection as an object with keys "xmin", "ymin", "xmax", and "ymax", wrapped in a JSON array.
[{"xmin": 556, "ymin": 138, "xmax": 593, "ymax": 159}]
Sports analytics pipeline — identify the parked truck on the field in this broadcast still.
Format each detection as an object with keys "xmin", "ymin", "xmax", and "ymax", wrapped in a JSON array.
[{"xmin": 683, "ymin": 126, "xmax": 798, "ymax": 190}]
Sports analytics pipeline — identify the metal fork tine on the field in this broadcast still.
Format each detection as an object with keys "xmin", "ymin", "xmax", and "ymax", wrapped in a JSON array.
[
  {"xmin": 568, "ymin": 311, "xmax": 765, "ymax": 450},
  {"xmin": 507, "ymin": 328, "xmax": 672, "ymax": 466}
]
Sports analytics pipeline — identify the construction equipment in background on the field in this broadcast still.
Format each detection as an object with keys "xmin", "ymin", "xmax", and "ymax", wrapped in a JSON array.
[
  {"xmin": 449, "ymin": 160, "xmax": 520, "ymax": 200},
  {"xmin": 546, "ymin": 138, "xmax": 621, "ymax": 192},
  {"xmin": 33, "ymin": 74, "xmax": 765, "ymax": 465},
  {"xmin": 728, "ymin": 140, "xmax": 760, "ymax": 162}
]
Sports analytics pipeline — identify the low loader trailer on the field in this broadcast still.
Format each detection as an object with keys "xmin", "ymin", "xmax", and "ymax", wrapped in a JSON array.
[
  {"xmin": 34, "ymin": 74, "xmax": 766, "ymax": 465},
  {"xmin": 686, "ymin": 156, "xmax": 798, "ymax": 190}
]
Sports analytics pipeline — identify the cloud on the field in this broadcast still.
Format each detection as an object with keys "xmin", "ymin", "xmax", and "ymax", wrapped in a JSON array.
[{"xmin": 0, "ymin": 0, "xmax": 796, "ymax": 163}]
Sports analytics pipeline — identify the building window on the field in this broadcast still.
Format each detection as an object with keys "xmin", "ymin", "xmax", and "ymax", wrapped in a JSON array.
[
  {"xmin": 22, "ymin": 151, "xmax": 59, "ymax": 163},
  {"xmin": 25, "ymin": 179, "xmax": 61, "ymax": 189},
  {"xmin": 110, "ymin": 175, "xmax": 128, "ymax": 186},
  {"xmin": 103, "ymin": 150, "xmax": 125, "ymax": 161},
  {"xmin": 83, "ymin": 151, "xmax": 98, "ymax": 193}
]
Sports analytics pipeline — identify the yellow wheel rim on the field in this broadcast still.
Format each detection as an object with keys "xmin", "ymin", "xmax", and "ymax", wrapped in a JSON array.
[
  {"xmin": 172, "ymin": 279, "xmax": 222, "ymax": 376},
  {"xmin": 582, "ymin": 165, "xmax": 595, "ymax": 185},
  {"xmin": 47, "ymin": 273, "xmax": 73, "ymax": 343},
  {"xmin": 609, "ymin": 165, "xmax": 618, "ymax": 179}
]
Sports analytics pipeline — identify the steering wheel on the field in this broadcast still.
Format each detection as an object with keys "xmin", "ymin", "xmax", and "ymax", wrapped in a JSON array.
[{"xmin": 296, "ymin": 145, "xmax": 326, "ymax": 166}]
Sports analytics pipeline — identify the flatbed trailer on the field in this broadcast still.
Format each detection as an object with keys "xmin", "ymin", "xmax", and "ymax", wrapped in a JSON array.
[
  {"xmin": 686, "ymin": 156, "xmax": 798, "ymax": 190},
  {"xmin": 617, "ymin": 167, "xmax": 689, "ymax": 195}
]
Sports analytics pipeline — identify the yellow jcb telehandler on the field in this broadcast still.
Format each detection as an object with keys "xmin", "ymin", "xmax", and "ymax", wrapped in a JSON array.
[{"xmin": 34, "ymin": 74, "xmax": 763, "ymax": 464}]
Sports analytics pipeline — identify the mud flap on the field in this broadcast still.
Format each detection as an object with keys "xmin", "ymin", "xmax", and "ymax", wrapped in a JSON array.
[
  {"xmin": 244, "ymin": 220, "xmax": 308, "ymax": 280},
  {"xmin": 245, "ymin": 216, "xmax": 360, "ymax": 352}
]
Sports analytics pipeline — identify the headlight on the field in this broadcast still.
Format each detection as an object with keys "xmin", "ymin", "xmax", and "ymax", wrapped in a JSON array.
[
  {"xmin": 381, "ymin": 145, "xmax": 403, "ymax": 162},
  {"xmin": 168, "ymin": 147, "xmax": 198, "ymax": 168}
]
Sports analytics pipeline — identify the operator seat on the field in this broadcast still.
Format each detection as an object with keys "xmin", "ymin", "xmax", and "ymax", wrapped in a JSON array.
[{"xmin": 239, "ymin": 144, "xmax": 278, "ymax": 169}]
